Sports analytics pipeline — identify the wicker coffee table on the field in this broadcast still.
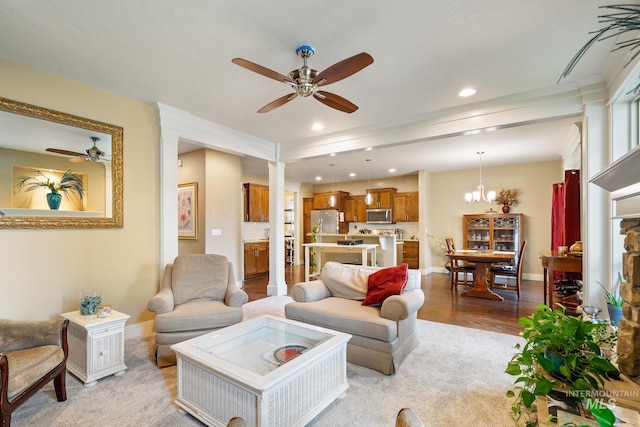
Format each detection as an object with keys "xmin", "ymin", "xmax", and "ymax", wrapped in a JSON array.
[{"xmin": 171, "ymin": 315, "xmax": 351, "ymax": 427}]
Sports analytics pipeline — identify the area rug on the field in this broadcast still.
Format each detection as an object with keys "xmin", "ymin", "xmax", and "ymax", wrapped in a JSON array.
[{"xmin": 12, "ymin": 296, "xmax": 523, "ymax": 426}]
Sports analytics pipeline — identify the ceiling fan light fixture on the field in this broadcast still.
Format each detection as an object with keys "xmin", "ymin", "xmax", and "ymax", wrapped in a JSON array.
[{"xmin": 232, "ymin": 45, "xmax": 373, "ymax": 114}]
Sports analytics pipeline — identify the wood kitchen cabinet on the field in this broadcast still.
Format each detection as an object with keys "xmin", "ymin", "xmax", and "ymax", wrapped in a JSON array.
[
  {"xmin": 312, "ymin": 191, "xmax": 349, "ymax": 210},
  {"xmin": 393, "ymin": 192, "xmax": 419, "ymax": 222},
  {"xmin": 244, "ymin": 241, "xmax": 269, "ymax": 277},
  {"xmin": 402, "ymin": 240, "xmax": 419, "ymax": 269},
  {"xmin": 243, "ymin": 183, "xmax": 269, "ymax": 222},
  {"xmin": 303, "ymin": 197, "xmax": 313, "ymax": 243},
  {"xmin": 463, "ymin": 213, "xmax": 523, "ymax": 252},
  {"xmin": 365, "ymin": 187, "xmax": 396, "ymax": 209},
  {"xmin": 344, "ymin": 196, "xmax": 367, "ymax": 223}
]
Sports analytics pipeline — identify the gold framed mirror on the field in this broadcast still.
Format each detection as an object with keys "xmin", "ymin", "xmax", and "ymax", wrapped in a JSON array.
[{"xmin": 0, "ymin": 97, "xmax": 123, "ymax": 228}]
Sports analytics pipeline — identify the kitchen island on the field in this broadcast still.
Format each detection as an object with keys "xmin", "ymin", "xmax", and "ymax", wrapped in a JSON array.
[
  {"xmin": 302, "ymin": 242, "xmax": 378, "ymax": 282},
  {"xmin": 309, "ymin": 233, "xmax": 402, "ymax": 267}
]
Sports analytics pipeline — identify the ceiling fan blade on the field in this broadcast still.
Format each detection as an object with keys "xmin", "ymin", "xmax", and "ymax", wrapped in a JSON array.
[
  {"xmin": 313, "ymin": 91, "xmax": 358, "ymax": 113},
  {"xmin": 313, "ymin": 52, "xmax": 373, "ymax": 86},
  {"xmin": 258, "ymin": 93, "xmax": 298, "ymax": 113},
  {"xmin": 46, "ymin": 148, "xmax": 86, "ymax": 157},
  {"xmin": 232, "ymin": 58, "xmax": 295, "ymax": 84}
]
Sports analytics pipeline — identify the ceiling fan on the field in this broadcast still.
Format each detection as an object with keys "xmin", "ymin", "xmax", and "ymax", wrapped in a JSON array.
[
  {"xmin": 46, "ymin": 136, "xmax": 109, "ymax": 162},
  {"xmin": 232, "ymin": 45, "xmax": 373, "ymax": 113}
]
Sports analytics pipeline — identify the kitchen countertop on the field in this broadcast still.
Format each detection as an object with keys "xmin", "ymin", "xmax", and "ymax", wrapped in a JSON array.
[{"xmin": 243, "ymin": 239, "xmax": 270, "ymax": 243}]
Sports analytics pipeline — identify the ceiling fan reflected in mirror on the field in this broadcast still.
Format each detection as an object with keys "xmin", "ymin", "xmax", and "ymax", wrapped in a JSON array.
[
  {"xmin": 232, "ymin": 45, "xmax": 373, "ymax": 113},
  {"xmin": 46, "ymin": 136, "xmax": 110, "ymax": 162}
]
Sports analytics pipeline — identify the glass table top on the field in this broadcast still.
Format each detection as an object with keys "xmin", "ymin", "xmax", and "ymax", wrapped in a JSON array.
[{"xmin": 190, "ymin": 316, "xmax": 333, "ymax": 376}]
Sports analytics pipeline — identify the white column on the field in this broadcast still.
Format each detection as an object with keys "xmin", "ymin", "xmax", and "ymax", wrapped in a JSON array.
[
  {"xmin": 581, "ymin": 85, "xmax": 610, "ymax": 305},
  {"xmin": 157, "ymin": 109, "xmax": 182, "ymax": 269},
  {"xmin": 267, "ymin": 160, "xmax": 287, "ymax": 296}
]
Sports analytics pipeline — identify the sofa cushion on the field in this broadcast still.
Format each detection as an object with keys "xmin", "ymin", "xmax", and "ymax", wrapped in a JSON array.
[
  {"xmin": 319, "ymin": 261, "xmax": 371, "ymax": 300},
  {"xmin": 172, "ymin": 254, "xmax": 229, "ymax": 305},
  {"xmin": 154, "ymin": 300, "xmax": 242, "ymax": 333},
  {"xmin": 362, "ymin": 264, "xmax": 408, "ymax": 306},
  {"xmin": 285, "ymin": 297, "xmax": 397, "ymax": 342},
  {"xmin": 5, "ymin": 345, "xmax": 64, "ymax": 401}
]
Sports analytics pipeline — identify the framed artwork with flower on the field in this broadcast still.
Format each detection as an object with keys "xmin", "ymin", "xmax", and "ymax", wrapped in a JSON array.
[{"xmin": 178, "ymin": 182, "xmax": 197, "ymax": 240}]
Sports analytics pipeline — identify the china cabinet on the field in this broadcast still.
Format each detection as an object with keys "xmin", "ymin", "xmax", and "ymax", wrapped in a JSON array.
[{"xmin": 463, "ymin": 213, "xmax": 523, "ymax": 252}]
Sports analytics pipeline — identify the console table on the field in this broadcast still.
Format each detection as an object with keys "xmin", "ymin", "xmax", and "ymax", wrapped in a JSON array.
[{"xmin": 540, "ymin": 251, "xmax": 582, "ymax": 307}]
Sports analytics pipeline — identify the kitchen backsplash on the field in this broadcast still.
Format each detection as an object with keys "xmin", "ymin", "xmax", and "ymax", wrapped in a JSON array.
[
  {"xmin": 348, "ymin": 222, "xmax": 420, "ymax": 240},
  {"xmin": 243, "ymin": 221, "xmax": 420, "ymax": 241},
  {"xmin": 243, "ymin": 222, "xmax": 270, "ymax": 241}
]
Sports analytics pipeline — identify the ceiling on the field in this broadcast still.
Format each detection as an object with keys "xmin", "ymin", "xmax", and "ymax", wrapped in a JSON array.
[{"xmin": 0, "ymin": 1, "xmax": 631, "ymax": 183}]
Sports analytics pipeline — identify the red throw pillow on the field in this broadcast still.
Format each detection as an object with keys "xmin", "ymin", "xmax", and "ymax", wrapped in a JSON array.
[{"xmin": 362, "ymin": 264, "xmax": 409, "ymax": 306}]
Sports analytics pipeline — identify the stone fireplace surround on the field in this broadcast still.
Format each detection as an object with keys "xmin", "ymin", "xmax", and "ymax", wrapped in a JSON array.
[
  {"xmin": 619, "ymin": 219, "xmax": 640, "ymax": 378},
  {"xmin": 591, "ymin": 145, "xmax": 640, "ymax": 380}
]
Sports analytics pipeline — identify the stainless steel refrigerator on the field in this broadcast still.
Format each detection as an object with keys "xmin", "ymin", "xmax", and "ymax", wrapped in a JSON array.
[{"xmin": 310, "ymin": 209, "xmax": 340, "ymax": 234}]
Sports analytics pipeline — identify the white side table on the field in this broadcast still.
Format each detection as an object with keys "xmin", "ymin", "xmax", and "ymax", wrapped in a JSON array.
[{"xmin": 60, "ymin": 309, "xmax": 130, "ymax": 387}]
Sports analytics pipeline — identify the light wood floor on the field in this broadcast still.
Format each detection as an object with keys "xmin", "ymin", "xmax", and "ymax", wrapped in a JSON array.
[{"xmin": 242, "ymin": 265, "xmax": 543, "ymax": 336}]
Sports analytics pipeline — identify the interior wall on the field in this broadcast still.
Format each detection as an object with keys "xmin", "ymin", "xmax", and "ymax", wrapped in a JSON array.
[
  {"xmin": 0, "ymin": 57, "xmax": 160, "ymax": 325},
  {"xmin": 204, "ymin": 149, "xmax": 243, "ymax": 279},
  {"xmin": 428, "ymin": 160, "xmax": 563, "ymax": 278},
  {"xmin": 177, "ymin": 149, "xmax": 206, "ymax": 255}
]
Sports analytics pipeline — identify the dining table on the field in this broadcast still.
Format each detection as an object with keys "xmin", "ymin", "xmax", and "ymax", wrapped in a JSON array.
[{"xmin": 447, "ymin": 249, "xmax": 516, "ymax": 301}]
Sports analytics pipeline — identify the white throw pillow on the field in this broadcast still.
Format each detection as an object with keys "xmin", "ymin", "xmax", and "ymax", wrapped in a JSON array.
[{"xmin": 320, "ymin": 261, "xmax": 370, "ymax": 300}]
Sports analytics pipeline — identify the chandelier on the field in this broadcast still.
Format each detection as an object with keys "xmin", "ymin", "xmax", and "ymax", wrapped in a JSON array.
[
  {"xmin": 364, "ymin": 159, "xmax": 373, "ymax": 205},
  {"xmin": 465, "ymin": 151, "xmax": 496, "ymax": 203},
  {"xmin": 328, "ymin": 163, "xmax": 337, "ymax": 207}
]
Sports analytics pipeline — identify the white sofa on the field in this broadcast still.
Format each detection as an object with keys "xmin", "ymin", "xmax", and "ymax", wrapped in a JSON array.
[{"xmin": 284, "ymin": 261, "xmax": 424, "ymax": 375}]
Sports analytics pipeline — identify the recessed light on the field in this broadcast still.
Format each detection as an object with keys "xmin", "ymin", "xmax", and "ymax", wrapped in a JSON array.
[
  {"xmin": 459, "ymin": 88, "xmax": 477, "ymax": 97},
  {"xmin": 349, "ymin": 172, "xmax": 356, "ymax": 177},
  {"xmin": 315, "ymin": 176, "xmax": 322, "ymax": 181},
  {"xmin": 365, "ymin": 147, "xmax": 373, "ymax": 151},
  {"xmin": 388, "ymin": 168, "xmax": 396, "ymax": 173},
  {"xmin": 329, "ymin": 153, "xmax": 336, "ymax": 157},
  {"xmin": 312, "ymin": 123, "xmax": 324, "ymax": 131}
]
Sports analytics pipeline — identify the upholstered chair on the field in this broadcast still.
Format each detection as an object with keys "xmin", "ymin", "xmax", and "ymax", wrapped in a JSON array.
[
  {"xmin": 147, "ymin": 254, "xmax": 248, "ymax": 367},
  {"xmin": 285, "ymin": 262, "xmax": 424, "ymax": 375},
  {"xmin": 0, "ymin": 319, "xmax": 69, "ymax": 427}
]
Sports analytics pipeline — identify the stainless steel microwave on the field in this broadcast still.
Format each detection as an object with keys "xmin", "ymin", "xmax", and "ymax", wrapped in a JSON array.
[{"xmin": 366, "ymin": 208, "xmax": 393, "ymax": 224}]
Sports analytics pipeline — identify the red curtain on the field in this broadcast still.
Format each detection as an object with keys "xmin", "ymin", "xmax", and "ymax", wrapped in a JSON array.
[{"xmin": 551, "ymin": 169, "xmax": 581, "ymax": 281}]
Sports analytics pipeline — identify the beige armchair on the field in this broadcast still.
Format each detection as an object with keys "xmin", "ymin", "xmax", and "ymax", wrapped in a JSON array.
[
  {"xmin": 148, "ymin": 254, "xmax": 248, "ymax": 367},
  {"xmin": 285, "ymin": 262, "xmax": 424, "ymax": 375},
  {"xmin": 0, "ymin": 319, "xmax": 69, "ymax": 427}
]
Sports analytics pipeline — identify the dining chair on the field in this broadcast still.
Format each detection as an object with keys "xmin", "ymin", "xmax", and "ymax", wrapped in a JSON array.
[
  {"xmin": 445, "ymin": 238, "xmax": 475, "ymax": 289},
  {"xmin": 489, "ymin": 240, "xmax": 527, "ymax": 298}
]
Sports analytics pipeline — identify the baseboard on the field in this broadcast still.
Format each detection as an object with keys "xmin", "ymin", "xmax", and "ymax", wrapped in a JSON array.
[{"xmin": 125, "ymin": 319, "xmax": 154, "ymax": 339}]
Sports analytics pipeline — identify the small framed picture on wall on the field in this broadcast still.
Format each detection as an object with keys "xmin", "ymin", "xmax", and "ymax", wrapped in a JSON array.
[{"xmin": 178, "ymin": 182, "xmax": 197, "ymax": 240}]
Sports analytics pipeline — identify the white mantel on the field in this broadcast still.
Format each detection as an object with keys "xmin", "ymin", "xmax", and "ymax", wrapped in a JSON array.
[{"xmin": 590, "ymin": 144, "xmax": 640, "ymax": 218}]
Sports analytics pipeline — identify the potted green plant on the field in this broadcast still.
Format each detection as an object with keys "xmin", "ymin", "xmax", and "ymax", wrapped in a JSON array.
[
  {"xmin": 16, "ymin": 169, "xmax": 85, "ymax": 210},
  {"xmin": 505, "ymin": 304, "xmax": 619, "ymax": 427},
  {"xmin": 598, "ymin": 273, "xmax": 624, "ymax": 326}
]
